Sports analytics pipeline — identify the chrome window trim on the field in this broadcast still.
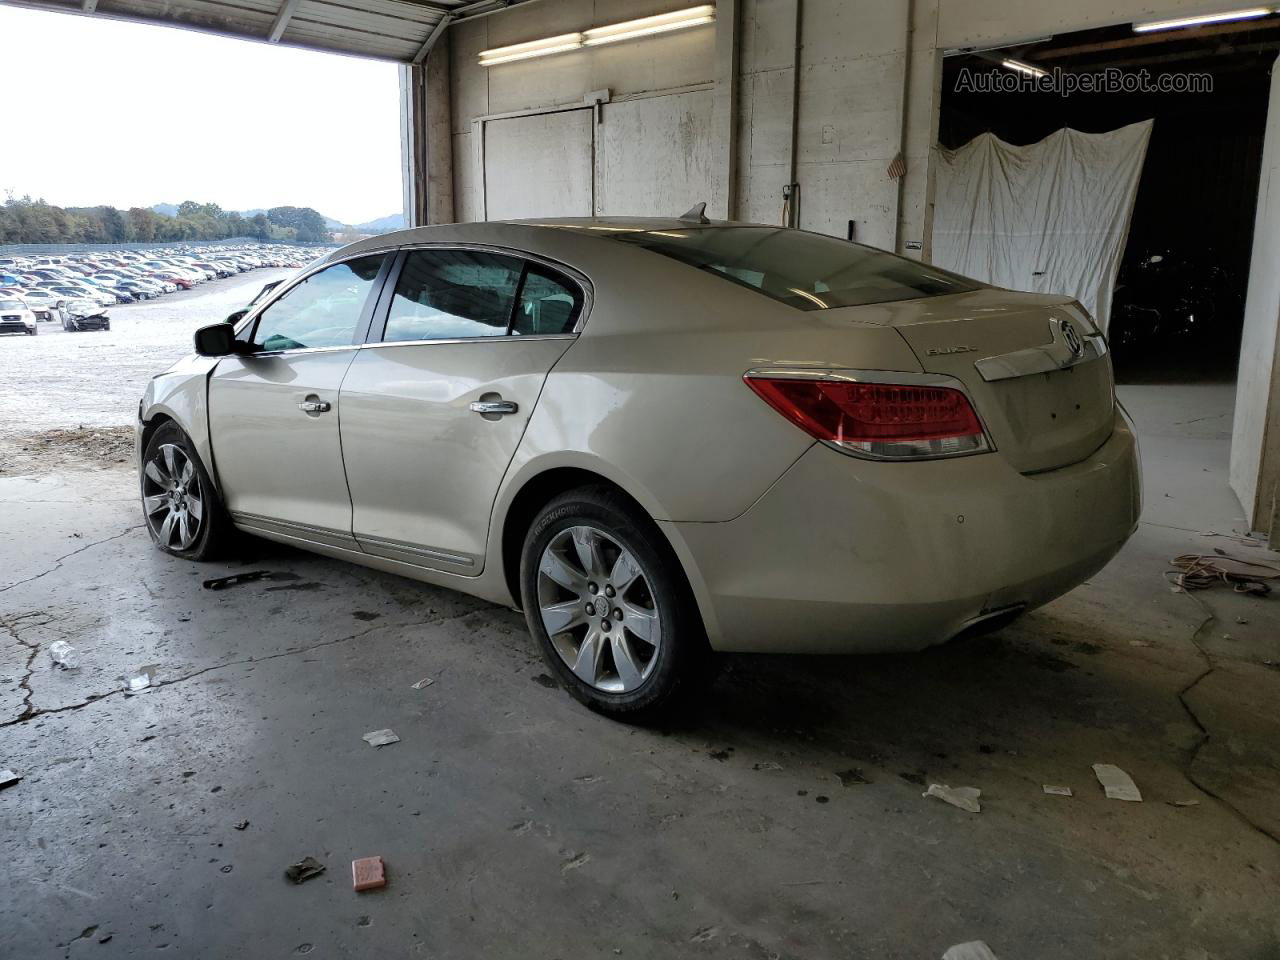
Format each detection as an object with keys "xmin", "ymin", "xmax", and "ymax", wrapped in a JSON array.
[
  {"xmin": 743, "ymin": 366, "xmax": 998, "ymax": 461},
  {"xmin": 358, "ymin": 333, "xmax": 577, "ymax": 350},
  {"xmin": 384, "ymin": 241, "xmax": 594, "ymax": 340},
  {"xmin": 243, "ymin": 344, "xmax": 362, "ymax": 360}
]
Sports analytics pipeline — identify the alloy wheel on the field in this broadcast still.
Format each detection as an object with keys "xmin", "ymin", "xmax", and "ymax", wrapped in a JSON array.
[
  {"xmin": 537, "ymin": 525, "xmax": 662, "ymax": 693},
  {"xmin": 142, "ymin": 443, "xmax": 204, "ymax": 550}
]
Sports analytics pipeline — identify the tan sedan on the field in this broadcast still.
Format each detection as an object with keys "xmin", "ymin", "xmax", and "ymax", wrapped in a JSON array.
[{"xmin": 137, "ymin": 219, "xmax": 1140, "ymax": 719}]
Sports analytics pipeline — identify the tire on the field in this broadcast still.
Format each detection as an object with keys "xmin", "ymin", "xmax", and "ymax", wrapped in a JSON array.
[
  {"xmin": 140, "ymin": 421, "xmax": 232, "ymax": 561},
  {"xmin": 27, "ymin": 326, "xmax": 37, "ymax": 336},
  {"xmin": 519, "ymin": 485, "xmax": 710, "ymax": 721}
]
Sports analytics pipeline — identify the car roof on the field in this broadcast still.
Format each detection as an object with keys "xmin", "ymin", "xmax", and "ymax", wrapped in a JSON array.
[{"xmin": 319, "ymin": 217, "xmax": 769, "ymax": 269}]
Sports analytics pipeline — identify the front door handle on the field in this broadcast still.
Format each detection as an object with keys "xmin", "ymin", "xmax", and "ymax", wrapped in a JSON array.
[
  {"xmin": 298, "ymin": 399, "xmax": 331, "ymax": 414},
  {"xmin": 469, "ymin": 400, "xmax": 518, "ymax": 416}
]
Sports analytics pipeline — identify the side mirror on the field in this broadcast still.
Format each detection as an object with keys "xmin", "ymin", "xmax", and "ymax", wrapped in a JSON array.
[
  {"xmin": 194, "ymin": 323, "xmax": 237, "ymax": 357},
  {"xmin": 225, "ymin": 308, "xmax": 248, "ymax": 325}
]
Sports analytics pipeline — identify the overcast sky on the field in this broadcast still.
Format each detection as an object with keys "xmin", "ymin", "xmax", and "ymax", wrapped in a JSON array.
[{"xmin": 0, "ymin": 6, "xmax": 402, "ymax": 225}]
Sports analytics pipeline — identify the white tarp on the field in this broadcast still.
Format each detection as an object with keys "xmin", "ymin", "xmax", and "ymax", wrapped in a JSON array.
[{"xmin": 931, "ymin": 121, "xmax": 1152, "ymax": 331}]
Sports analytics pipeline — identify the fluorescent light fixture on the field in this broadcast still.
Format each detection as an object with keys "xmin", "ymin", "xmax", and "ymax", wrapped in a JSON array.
[
  {"xmin": 1133, "ymin": 7, "xmax": 1272, "ymax": 32},
  {"xmin": 1001, "ymin": 58, "xmax": 1048, "ymax": 77},
  {"xmin": 478, "ymin": 5, "xmax": 715, "ymax": 66},
  {"xmin": 582, "ymin": 5, "xmax": 716, "ymax": 45},
  {"xmin": 478, "ymin": 32, "xmax": 584, "ymax": 66}
]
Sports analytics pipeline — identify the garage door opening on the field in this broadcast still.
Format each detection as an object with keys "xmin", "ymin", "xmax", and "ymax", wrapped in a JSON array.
[{"xmin": 939, "ymin": 20, "xmax": 1275, "ymax": 384}]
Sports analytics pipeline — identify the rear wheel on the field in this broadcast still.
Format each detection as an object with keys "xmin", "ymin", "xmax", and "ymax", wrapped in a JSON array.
[
  {"xmin": 520, "ymin": 486, "xmax": 709, "ymax": 721},
  {"xmin": 141, "ymin": 422, "xmax": 231, "ymax": 560}
]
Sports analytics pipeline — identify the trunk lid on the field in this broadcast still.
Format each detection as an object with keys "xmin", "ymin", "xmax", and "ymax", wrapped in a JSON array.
[{"xmin": 835, "ymin": 290, "xmax": 1116, "ymax": 474}]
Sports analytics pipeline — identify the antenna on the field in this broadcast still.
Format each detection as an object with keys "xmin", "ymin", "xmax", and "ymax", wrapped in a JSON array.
[{"xmin": 678, "ymin": 202, "xmax": 710, "ymax": 224}]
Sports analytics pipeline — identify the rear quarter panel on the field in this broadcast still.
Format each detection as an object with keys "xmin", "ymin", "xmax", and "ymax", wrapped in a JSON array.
[{"xmin": 493, "ymin": 231, "xmax": 926, "ymax": 525}]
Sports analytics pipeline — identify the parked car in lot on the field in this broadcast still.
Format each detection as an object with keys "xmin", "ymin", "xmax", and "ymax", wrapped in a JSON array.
[
  {"xmin": 43, "ymin": 283, "xmax": 115, "ymax": 307},
  {"xmin": 62, "ymin": 298, "xmax": 110, "ymax": 331},
  {"xmin": 0, "ymin": 296, "xmax": 38, "ymax": 335},
  {"xmin": 137, "ymin": 220, "xmax": 1140, "ymax": 719},
  {"xmin": 5, "ymin": 288, "xmax": 59, "ymax": 322}
]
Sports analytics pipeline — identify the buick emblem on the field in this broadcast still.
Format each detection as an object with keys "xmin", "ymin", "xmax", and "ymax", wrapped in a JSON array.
[{"xmin": 1060, "ymin": 319, "xmax": 1084, "ymax": 358}]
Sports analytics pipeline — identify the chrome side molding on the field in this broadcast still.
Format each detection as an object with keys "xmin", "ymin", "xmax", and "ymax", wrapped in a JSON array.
[{"xmin": 974, "ymin": 317, "xmax": 1108, "ymax": 382}]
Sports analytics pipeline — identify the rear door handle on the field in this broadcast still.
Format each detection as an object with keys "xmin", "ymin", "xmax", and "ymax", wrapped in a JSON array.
[
  {"xmin": 298, "ymin": 400, "xmax": 331, "ymax": 413},
  {"xmin": 469, "ymin": 400, "xmax": 518, "ymax": 416}
]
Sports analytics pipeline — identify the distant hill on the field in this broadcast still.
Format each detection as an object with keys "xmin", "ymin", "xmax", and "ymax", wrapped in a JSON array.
[
  {"xmin": 355, "ymin": 213, "xmax": 404, "ymax": 233},
  {"xmin": 154, "ymin": 203, "xmax": 344, "ymax": 231},
  {"xmin": 149, "ymin": 203, "xmax": 400, "ymax": 233}
]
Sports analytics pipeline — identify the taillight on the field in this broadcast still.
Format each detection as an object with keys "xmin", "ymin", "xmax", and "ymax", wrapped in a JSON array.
[{"xmin": 744, "ymin": 374, "xmax": 990, "ymax": 460}]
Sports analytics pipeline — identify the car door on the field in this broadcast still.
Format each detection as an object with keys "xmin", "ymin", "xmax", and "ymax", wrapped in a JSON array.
[
  {"xmin": 207, "ymin": 253, "xmax": 390, "ymax": 549},
  {"xmin": 339, "ymin": 246, "xmax": 586, "ymax": 573}
]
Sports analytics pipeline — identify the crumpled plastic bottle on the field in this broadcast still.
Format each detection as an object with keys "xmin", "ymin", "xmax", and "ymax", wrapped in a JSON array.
[{"xmin": 48, "ymin": 640, "xmax": 79, "ymax": 670}]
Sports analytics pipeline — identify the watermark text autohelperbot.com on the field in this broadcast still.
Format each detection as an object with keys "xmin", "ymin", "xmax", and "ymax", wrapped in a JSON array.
[{"xmin": 955, "ymin": 67, "xmax": 1213, "ymax": 96}]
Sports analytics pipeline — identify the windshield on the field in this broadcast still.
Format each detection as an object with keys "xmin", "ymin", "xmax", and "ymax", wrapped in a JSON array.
[
  {"xmin": 612, "ymin": 226, "xmax": 979, "ymax": 311},
  {"xmin": 0, "ymin": 299, "xmax": 23, "ymax": 309}
]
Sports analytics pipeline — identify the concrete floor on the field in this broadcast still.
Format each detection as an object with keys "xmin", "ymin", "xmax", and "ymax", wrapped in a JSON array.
[{"xmin": 2, "ymin": 384, "xmax": 1278, "ymax": 959}]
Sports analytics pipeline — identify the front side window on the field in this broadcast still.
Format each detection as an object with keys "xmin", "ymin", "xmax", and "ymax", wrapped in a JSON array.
[
  {"xmin": 383, "ymin": 249, "xmax": 523, "ymax": 343},
  {"xmin": 613, "ymin": 226, "xmax": 979, "ymax": 311},
  {"xmin": 251, "ymin": 254, "xmax": 384, "ymax": 352}
]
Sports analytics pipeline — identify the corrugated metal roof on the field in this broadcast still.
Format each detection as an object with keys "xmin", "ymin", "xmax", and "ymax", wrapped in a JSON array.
[{"xmin": 1, "ymin": 0, "xmax": 480, "ymax": 62}]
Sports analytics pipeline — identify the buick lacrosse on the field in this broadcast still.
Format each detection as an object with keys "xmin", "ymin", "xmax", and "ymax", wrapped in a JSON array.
[{"xmin": 137, "ymin": 218, "xmax": 1140, "ymax": 718}]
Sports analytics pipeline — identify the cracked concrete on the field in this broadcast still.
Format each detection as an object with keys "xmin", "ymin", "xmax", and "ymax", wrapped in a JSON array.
[{"xmin": 1, "ymin": 383, "xmax": 1279, "ymax": 959}]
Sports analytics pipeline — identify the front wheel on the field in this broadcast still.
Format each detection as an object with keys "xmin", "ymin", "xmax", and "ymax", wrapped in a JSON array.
[
  {"xmin": 27, "ymin": 326, "xmax": 37, "ymax": 336},
  {"xmin": 520, "ymin": 486, "xmax": 710, "ymax": 721},
  {"xmin": 141, "ymin": 422, "xmax": 231, "ymax": 560}
]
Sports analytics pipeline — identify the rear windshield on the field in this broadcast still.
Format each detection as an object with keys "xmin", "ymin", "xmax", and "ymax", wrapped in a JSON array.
[{"xmin": 613, "ymin": 226, "xmax": 978, "ymax": 311}]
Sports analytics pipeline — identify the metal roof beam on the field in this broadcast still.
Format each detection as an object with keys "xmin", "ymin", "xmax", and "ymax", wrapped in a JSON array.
[
  {"xmin": 268, "ymin": 0, "xmax": 301, "ymax": 42},
  {"xmin": 411, "ymin": 12, "xmax": 451, "ymax": 63}
]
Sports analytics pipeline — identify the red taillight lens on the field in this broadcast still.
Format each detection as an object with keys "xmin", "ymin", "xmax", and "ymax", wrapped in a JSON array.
[{"xmin": 745, "ymin": 375, "xmax": 989, "ymax": 460}]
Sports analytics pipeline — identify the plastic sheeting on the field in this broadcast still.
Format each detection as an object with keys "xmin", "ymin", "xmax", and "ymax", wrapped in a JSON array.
[{"xmin": 932, "ymin": 121, "xmax": 1152, "ymax": 331}]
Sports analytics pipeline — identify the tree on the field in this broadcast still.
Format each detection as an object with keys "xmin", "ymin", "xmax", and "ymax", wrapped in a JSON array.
[
  {"xmin": 128, "ymin": 207, "xmax": 157, "ymax": 242},
  {"xmin": 101, "ymin": 206, "xmax": 132, "ymax": 243},
  {"xmin": 267, "ymin": 206, "xmax": 332, "ymax": 243},
  {"xmin": 0, "ymin": 196, "xmax": 329, "ymax": 244}
]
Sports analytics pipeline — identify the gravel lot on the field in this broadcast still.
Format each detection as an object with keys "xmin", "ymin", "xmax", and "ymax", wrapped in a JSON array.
[{"xmin": 0, "ymin": 269, "xmax": 293, "ymax": 473}]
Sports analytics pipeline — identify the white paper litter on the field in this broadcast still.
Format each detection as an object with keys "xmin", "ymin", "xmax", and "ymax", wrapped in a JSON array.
[
  {"xmin": 124, "ymin": 665, "xmax": 158, "ymax": 694},
  {"xmin": 48, "ymin": 640, "xmax": 79, "ymax": 670},
  {"xmin": 943, "ymin": 942, "xmax": 1000, "ymax": 960},
  {"xmin": 0, "ymin": 769, "xmax": 20, "ymax": 790},
  {"xmin": 1042, "ymin": 784, "xmax": 1073, "ymax": 797},
  {"xmin": 923, "ymin": 783, "xmax": 982, "ymax": 813},
  {"xmin": 362, "ymin": 729, "xmax": 400, "ymax": 747},
  {"xmin": 410, "ymin": 677, "xmax": 434, "ymax": 690},
  {"xmin": 1093, "ymin": 763, "xmax": 1142, "ymax": 801}
]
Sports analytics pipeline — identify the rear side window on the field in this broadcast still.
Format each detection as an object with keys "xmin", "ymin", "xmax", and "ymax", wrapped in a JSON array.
[
  {"xmin": 381, "ymin": 249, "xmax": 583, "ymax": 342},
  {"xmin": 613, "ymin": 226, "xmax": 979, "ymax": 311},
  {"xmin": 513, "ymin": 266, "xmax": 582, "ymax": 336},
  {"xmin": 384, "ymin": 249, "xmax": 523, "ymax": 342}
]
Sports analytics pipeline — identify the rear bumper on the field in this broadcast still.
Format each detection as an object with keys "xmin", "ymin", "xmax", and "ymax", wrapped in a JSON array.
[{"xmin": 663, "ymin": 409, "xmax": 1141, "ymax": 654}]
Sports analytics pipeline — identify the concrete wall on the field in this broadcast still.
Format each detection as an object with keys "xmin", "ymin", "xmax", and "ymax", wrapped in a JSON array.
[{"xmin": 447, "ymin": 0, "xmax": 1230, "ymax": 250}]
